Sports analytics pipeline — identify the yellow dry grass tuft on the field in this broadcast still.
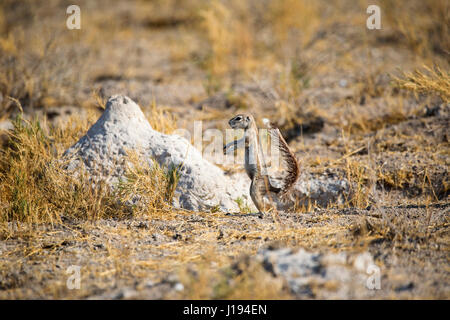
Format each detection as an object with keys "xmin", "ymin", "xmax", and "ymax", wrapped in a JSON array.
[
  {"xmin": 394, "ymin": 66, "xmax": 450, "ymax": 103},
  {"xmin": 145, "ymin": 99, "xmax": 178, "ymax": 134},
  {"xmin": 0, "ymin": 114, "xmax": 123, "ymax": 226},
  {"xmin": 0, "ymin": 110, "xmax": 178, "ymax": 231}
]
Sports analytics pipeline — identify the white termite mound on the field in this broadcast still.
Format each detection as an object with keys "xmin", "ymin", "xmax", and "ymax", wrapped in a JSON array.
[{"xmin": 63, "ymin": 95, "xmax": 250, "ymax": 212}]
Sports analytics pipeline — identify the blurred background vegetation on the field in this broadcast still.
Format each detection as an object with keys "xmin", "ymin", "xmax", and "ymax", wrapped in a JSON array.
[{"xmin": 0, "ymin": 0, "xmax": 448, "ymax": 118}]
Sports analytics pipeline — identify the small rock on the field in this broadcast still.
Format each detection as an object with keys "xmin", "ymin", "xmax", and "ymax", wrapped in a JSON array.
[
  {"xmin": 173, "ymin": 282, "xmax": 184, "ymax": 292},
  {"xmin": 257, "ymin": 248, "xmax": 375, "ymax": 299},
  {"xmin": 339, "ymin": 79, "xmax": 348, "ymax": 88}
]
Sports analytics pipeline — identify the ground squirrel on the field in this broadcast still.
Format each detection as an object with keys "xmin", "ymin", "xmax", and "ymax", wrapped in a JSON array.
[{"xmin": 224, "ymin": 113, "xmax": 300, "ymax": 213}]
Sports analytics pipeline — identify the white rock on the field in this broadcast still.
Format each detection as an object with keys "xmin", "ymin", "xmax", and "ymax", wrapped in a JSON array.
[
  {"xmin": 173, "ymin": 282, "xmax": 184, "ymax": 292},
  {"xmin": 268, "ymin": 172, "xmax": 350, "ymax": 209},
  {"xmin": 63, "ymin": 95, "xmax": 250, "ymax": 212},
  {"xmin": 258, "ymin": 248, "xmax": 375, "ymax": 298},
  {"xmin": 292, "ymin": 173, "xmax": 351, "ymax": 208}
]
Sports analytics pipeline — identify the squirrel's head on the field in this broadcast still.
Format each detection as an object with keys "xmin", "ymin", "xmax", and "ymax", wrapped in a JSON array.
[{"xmin": 228, "ymin": 114, "xmax": 253, "ymax": 129}]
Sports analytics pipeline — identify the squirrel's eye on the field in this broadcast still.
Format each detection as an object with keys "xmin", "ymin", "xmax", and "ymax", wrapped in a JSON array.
[{"xmin": 235, "ymin": 116, "xmax": 242, "ymax": 121}]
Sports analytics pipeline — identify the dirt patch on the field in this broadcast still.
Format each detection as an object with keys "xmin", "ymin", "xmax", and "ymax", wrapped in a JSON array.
[{"xmin": 0, "ymin": 204, "xmax": 448, "ymax": 299}]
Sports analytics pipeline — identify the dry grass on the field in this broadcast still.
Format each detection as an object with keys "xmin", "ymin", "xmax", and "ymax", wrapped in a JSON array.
[
  {"xmin": 198, "ymin": 0, "xmax": 323, "ymax": 78},
  {"xmin": 381, "ymin": 0, "xmax": 449, "ymax": 58},
  {"xmin": 394, "ymin": 66, "xmax": 450, "ymax": 103},
  {"xmin": 175, "ymin": 256, "xmax": 291, "ymax": 299},
  {"xmin": 0, "ymin": 15, "xmax": 89, "ymax": 118},
  {"xmin": 144, "ymin": 100, "xmax": 178, "ymax": 134},
  {"xmin": 0, "ymin": 111, "xmax": 176, "ymax": 230}
]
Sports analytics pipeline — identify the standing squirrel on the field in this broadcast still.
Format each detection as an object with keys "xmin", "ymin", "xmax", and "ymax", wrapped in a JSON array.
[{"xmin": 224, "ymin": 114, "xmax": 299, "ymax": 213}]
